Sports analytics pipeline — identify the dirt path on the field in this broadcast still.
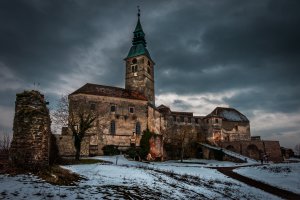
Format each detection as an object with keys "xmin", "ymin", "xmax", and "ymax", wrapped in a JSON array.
[{"xmin": 215, "ymin": 166, "xmax": 300, "ymax": 200}]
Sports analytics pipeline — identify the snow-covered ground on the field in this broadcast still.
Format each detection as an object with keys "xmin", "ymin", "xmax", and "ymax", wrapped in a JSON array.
[
  {"xmin": 234, "ymin": 162, "xmax": 300, "ymax": 194},
  {"xmin": 0, "ymin": 156, "xmax": 282, "ymax": 199}
]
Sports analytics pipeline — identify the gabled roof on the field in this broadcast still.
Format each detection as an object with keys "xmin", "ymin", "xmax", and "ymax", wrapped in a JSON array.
[
  {"xmin": 206, "ymin": 107, "xmax": 249, "ymax": 122},
  {"xmin": 70, "ymin": 83, "xmax": 147, "ymax": 101}
]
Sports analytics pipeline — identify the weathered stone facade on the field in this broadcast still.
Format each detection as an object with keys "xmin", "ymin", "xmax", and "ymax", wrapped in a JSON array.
[
  {"xmin": 55, "ymin": 89, "xmax": 165, "ymax": 157},
  {"xmin": 54, "ymin": 13, "xmax": 282, "ymax": 162},
  {"xmin": 10, "ymin": 91, "xmax": 51, "ymax": 166},
  {"xmin": 125, "ymin": 55, "xmax": 155, "ymax": 105},
  {"xmin": 203, "ymin": 107, "xmax": 251, "ymax": 143}
]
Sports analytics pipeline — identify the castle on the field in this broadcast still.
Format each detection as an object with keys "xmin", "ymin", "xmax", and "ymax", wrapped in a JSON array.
[{"xmin": 55, "ymin": 11, "xmax": 282, "ymax": 162}]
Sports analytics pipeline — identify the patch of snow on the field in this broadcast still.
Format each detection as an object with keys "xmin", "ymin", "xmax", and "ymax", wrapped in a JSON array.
[
  {"xmin": 234, "ymin": 162, "xmax": 300, "ymax": 194},
  {"xmin": 0, "ymin": 156, "xmax": 282, "ymax": 199},
  {"xmin": 220, "ymin": 109, "xmax": 248, "ymax": 122}
]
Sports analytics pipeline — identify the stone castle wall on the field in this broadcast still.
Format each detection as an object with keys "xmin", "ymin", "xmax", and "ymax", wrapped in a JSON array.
[
  {"xmin": 56, "ymin": 94, "xmax": 152, "ymax": 156},
  {"xmin": 219, "ymin": 140, "xmax": 283, "ymax": 162},
  {"xmin": 10, "ymin": 90, "xmax": 51, "ymax": 166}
]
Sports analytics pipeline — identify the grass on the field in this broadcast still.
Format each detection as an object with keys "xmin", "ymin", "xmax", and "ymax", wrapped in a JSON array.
[
  {"xmin": 36, "ymin": 165, "xmax": 82, "ymax": 186},
  {"xmin": 0, "ymin": 157, "xmax": 112, "ymax": 186},
  {"xmin": 58, "ymin": 158, "xmax": 112, "ymax": 165}
]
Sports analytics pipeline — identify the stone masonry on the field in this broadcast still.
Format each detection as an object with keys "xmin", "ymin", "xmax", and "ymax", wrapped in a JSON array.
[{"xmin": 10, "ymin": 90, "xmax": 51, "ymax": 166}]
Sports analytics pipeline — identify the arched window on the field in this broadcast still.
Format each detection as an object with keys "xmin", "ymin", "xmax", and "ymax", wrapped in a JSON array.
[
  {"xmin": 110, "ymin": 121, "xmax": 116, "ymax": 135},
  {"xmin": 136, "ymin": 122, "xmax": 141, "ymax": 134},
  {"xmin": 132, "ymin": 58, "xmax": 137, "ymax": 64}
]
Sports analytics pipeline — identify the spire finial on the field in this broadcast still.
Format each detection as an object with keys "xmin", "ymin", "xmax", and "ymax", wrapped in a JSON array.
[{"xmin": 137, "ymin": 5, "xmax": 140, "ymax": 18}]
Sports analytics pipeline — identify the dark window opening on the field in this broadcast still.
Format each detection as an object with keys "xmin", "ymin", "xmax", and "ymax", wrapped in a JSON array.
[
  {"xmin": 90, "ymin": 103, "xmax": 96, "ymax": 110},
  {"xmin": 129, "ymin": 107, "xmax": 134, "ymax": 114},
  {"xmin": 111, "ymin": 105, "xmax": 116, "ymax": 112},
  {"xmin": 215, "ymin": 119, "xmax": 219, "ymax": 123},
  {"xmin": 135, "ymin": 65, "xmax": 138, "ymax": 72},
  {"xmin": 110, "ymin": 121, "xmax": 116, "ymax": 134},
  {"xmin": 173, "ymin": 116, "xmax": 176, "ymax": 121},
  {"xmin": 195, "ymin": 118, "xmax": 198, "ymax": 124},
  {"xmin": 136, "ymin": 122, "xmax": 141, "ymax": 134},
  {"xmin": 188, "ymin": 118, "xmax": 191, "ymax": 123},
  {"xmin": 148, "ymin": 60, "xmax": 150, "ymax": 66},
  {"xmin": 131, "ymin": 66, "xmax": 135, "ymax": 73},
  {"xmin": 206, "ymin": 119, "xmax": 209, "ymax": 123},
  {"xmin": 147, "ymin": 67, "xmax": 151, "ymax": 74},
  {"xmin": 132, "ymin": 58, "xmax": 137, "ymax": 64},
  {"xmin": 180, "ymin": 116, "xmax": 184, "ymax": 122}
]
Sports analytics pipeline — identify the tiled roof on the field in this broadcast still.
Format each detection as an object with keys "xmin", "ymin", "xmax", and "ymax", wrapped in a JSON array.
[
  {"xmin": 70, "ymin": 83, "xmax": 147, "ymax": 101},
  {"xmin": 206, "ymin": 107, "xmax": 249, "ymax": 122}
]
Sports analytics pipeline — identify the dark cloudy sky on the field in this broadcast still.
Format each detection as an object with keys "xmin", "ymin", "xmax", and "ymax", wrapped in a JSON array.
[{"xmin": 1, "ymin": 0, "xmax": 299, "ymax": 148}]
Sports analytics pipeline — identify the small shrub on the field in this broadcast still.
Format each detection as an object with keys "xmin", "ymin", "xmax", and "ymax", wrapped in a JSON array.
[
  {"xmin": 102, "ymin": 145, "xmax": 120, "ymax": 156},
  {"xmin": 126, "ymin": 147, "xmax": 140, "ymax": 160}
]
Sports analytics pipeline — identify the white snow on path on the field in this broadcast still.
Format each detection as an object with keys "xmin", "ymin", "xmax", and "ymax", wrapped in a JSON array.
[
  {"xmin": 0, "ymin": 156, "xmax": 282, "ymax": 199},
  {"xmin": 234, "ymin": 162, "xmax": 300, "ymax": 194}
]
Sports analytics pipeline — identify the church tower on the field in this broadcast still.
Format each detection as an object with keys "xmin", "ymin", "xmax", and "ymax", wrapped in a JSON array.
[{"xmin": 125, "ymin": 9, "xmax": 155, "ymax": 105}]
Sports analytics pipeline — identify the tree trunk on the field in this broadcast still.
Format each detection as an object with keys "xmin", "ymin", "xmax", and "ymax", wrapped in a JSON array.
[
  {"xmin": 181, "ymin": 142, "xmax": 184, "ymax": 163},
  {"xmin": 75, "ymin": 144, "xmax": 81, "ymax": 161},
  {"xmin": 74, "ymin": 136, "xmax": 81, "ymax": 161}
]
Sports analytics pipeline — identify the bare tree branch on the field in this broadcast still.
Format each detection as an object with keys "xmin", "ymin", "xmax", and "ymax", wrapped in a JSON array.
[
  {"xmin": 0, "ymin": 131, "xmax": 11, "ymax": 152},
  {"xmin": 51, "ymin": 95, "xmax": 69, "ymax": 128}
]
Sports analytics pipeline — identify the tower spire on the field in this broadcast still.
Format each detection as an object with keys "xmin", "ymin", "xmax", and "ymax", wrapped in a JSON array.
[
  {"xmin": 126, "ymin": 6, "xmax": 151, "ymax": 59},
  {"xmin": 137, "ymin": 5, "xmax": 140, "ymax": 18}
]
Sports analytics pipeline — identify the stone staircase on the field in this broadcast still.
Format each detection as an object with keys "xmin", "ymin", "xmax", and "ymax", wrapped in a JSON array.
[{"xmin": 199, "ymin": 143, "xmax": 258, "ymax": 163}]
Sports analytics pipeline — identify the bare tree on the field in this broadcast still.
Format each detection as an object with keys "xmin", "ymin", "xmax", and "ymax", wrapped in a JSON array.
[
  {"xmin": 51, "ymin": 95, "xmax": 69, "ymax": 133},
  {"xmin": 178, "ymin": 125, "xmax": 194, "ymax": 162},
  {"xmin": 52, "ymin": 94, "xmax": 110, "ymax": 160},
  {"xmin": 163, "ymin": 124, "xmax": 194, "ymax": 162},
  {"xmin": 69, "ymin": 109, "xmax": 97, "ymax": 160},
  {"xmin": 0, "ymin": 131, "xmax": 11, "ymax": 153}
]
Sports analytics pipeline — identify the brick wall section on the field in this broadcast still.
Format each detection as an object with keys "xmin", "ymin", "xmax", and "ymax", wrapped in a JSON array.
[{"xmin": 10, "ymin": 90, "xmax": 51, "ymax": 166}]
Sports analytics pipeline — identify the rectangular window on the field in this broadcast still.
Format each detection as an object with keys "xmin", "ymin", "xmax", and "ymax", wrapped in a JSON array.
[
  {"xmin": 110, "ymin": 121, "xmax": 116, "ymax": 134},
  {"xmin": 136, "ymin": 122, "xmax": 141, "ymax": 134},
  {"xmin": 195, "ymin": 118, "xmax": 198, "ymax": 124},
  {"xmin": 173, "ymin": 116, "xmax": 176, "ymax": 121},
  {"xmin": 129, "ymin": 107, "xmax": 134, "ymax": 114},
  {"xmin": 180, "ymin": 116, "xmax": 184, "ymax": 122},
  {"xmin": 90, "ymin": 103, "xmax": 96, "ymax": 110},
  {"xmin": 111, "ymin": 105, "xmax": 116, "ymax": 112},
  {"xmin": 215, "ymin": 119, "xmax": 219, "ymax": 123}
]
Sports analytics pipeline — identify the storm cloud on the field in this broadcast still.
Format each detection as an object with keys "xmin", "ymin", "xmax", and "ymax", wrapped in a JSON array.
[{"xmin": 0, "ymin": 0, "xmax": 299, "ymax": 148}]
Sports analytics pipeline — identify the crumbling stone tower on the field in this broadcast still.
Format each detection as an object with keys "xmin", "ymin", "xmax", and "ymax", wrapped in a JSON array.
[{"xmin": 10, "ymin": 90, "xmax": 51, "ymax": 167}]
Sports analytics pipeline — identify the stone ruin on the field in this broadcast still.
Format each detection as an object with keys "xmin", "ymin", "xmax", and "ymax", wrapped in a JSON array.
[{"xmin": 10, "ymin": 90, "xmax": 51, "ymax": 167}]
